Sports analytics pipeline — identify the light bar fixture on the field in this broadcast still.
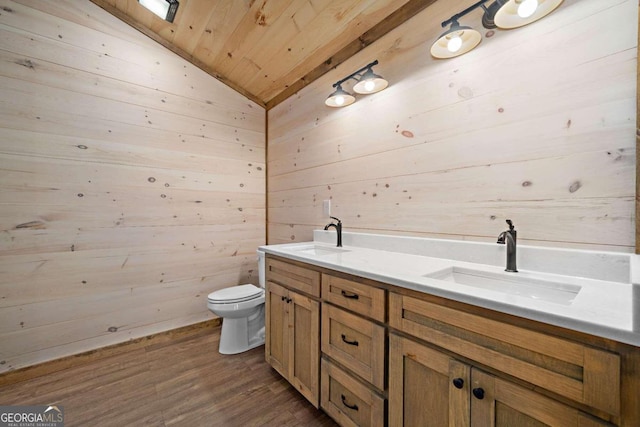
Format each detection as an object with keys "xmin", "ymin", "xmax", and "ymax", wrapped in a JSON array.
[
  {"xmin": 138, "ymin": 0, "xmax": 179, "ymax": 23},
  {"xmin": 431, "ymin": 0, "xmax": 563, "ymax": 59},
  {"xmin": 325, "ymin": 60, "xmax": 388, "ymax": 108}
]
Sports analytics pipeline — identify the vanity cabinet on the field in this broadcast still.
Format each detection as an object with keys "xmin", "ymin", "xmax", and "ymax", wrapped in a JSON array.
[
  {"xmin": 265, "ymin": 258, "xmax": 321, "ymax": 407},
  {"xmin": 264, "ymin": 253, "xmax": 639, "ymax": 426}
]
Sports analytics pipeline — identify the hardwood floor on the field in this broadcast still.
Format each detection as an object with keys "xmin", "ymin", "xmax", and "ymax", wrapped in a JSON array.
[{"xmin": 0, "ymin": 325, "xmax": 338, "ymax": 426}]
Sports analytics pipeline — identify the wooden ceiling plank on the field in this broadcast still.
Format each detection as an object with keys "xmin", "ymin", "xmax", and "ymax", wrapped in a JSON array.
[
  {"xmin": 265, "ymin": 0, "xmax": 438, "ymax": 109},
  {"xmin": 190, "ymin": 1, "xmax": 251, "ymax": 65},
  {"xmin": 253, "ymin": 0, "xmax": 410, "ymax": 101},
  {"xmin": 291, "ymin": 0, "xmax": 318, "ymax": 30},
  {"xmin": 244, "ymin": 0, "xmax": 318, "ymax": 67},
  {"xmin": 208, "ymin": 0, "xmax": 297, "ymax": 79},
  {"xmin": 244, "ymin": 0, "xmax": 358, "ymax": 73},
  {"xmin": 241, "ymin": 0, "xmax": 367, "ymax": 99},
  {"xmin": 229, "ymin": 0, "xmax": 317, "ymax": 90},
  {"xmin": 171, "ymin": 0, "xmax": 219, "ymax": 54},
  {"xmin": 308, "ymin": 0, "xmax": 333, "ymax": 11},
  {"xmin": 270, "ymin": 0, "xmax": 381, "ymax": 66}
]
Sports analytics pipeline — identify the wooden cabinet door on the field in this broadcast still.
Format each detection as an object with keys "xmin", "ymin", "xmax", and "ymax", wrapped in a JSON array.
[
  {"xmin": 389, "ymin": 334, "xmax": 470, "ymax": 427},
  {"xmin": 289, "ymin": 290, "xmax": 320, "ymax": 408},
  {"xmin": 470, "ymin": 370, "xmax": 611, "ymax": 427},
  {"xmin": 266, "ymin": 280, "xmax": 320, "ymax": 407},
  {"xmin": 265, "ymin": 281, "xmax": 289, "ymax": 377}
]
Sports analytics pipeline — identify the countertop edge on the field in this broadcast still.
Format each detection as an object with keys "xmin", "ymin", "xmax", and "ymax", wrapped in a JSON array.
[{"xmin": 260, "ymin": 244, "xmax": 640, "ymax": 348}]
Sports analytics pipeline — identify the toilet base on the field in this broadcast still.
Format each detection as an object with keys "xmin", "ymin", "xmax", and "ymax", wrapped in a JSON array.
[{"xmin": 218, "ymin": 305, "xmax": 265, "ymax": 355}]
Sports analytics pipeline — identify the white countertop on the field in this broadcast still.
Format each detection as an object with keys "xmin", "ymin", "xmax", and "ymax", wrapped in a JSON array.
[{"xmin": 259, "ymin": 231, "xmax": 639, "ymax": 347}]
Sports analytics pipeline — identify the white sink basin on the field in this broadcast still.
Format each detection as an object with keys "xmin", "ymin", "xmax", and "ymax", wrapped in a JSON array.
[
  {"xmin": 289, "ymin": 244, "xmax": 350, "ymax": 256},
  {"xmin": 425, "ymin": 267, "xmax": 581, "ymax": 305}
]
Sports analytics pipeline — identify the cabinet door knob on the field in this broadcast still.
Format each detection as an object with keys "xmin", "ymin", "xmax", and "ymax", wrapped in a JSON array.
[
  {"xmin": 472, "ymin": 387, "xmax": 485, "ymax": 400},
  {"xmin": 341, "ymin": 290, "xmax": 359, "ymax": 300},
  {"xmin": 281, "ymin": 296, "xmax": 286, "ymax": 301},
  {"xmin": 452, "ymin": 378, "xmax": 464, "ymax": 389},
  {"xmin": 341, "ymin": 394, "xmax": 359, "ymax": 411},
  {"xmin": 341, "ymin": 334, "xmax": 359, "ymax": 346},
  {"xmin": 286, "ymin": 297, "xmax": 292, "ymax": 303}
]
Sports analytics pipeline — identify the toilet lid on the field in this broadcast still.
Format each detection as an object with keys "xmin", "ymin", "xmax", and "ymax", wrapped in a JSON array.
[{"xmin": 208, "ymin": 284, "xmax": 264, "ymax": 304}]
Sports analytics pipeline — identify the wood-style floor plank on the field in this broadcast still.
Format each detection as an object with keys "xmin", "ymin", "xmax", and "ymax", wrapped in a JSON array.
[{"xmin": 0, "ymin": 326, "xmax": 337, "ymax": 426}]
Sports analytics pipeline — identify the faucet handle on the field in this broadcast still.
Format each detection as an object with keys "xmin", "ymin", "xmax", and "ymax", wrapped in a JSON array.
[
  {"xmin": 330, "ymin": 216, "xmax": 342, "ymax": 224},
  {"xmin": 506, "ymin": 219, "xmax": 514, "ymax": 230}
]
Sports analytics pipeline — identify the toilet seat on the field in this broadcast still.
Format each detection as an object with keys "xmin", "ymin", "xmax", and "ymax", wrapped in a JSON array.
[{"xmin": 208, "ymin": 284, "xmax": 263, "ymax": 304}]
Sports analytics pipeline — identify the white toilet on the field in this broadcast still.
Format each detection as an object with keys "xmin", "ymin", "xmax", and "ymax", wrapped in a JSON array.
[{"xmin": 207, "ymin": 250, "xmax": 266, "ymax": 354}]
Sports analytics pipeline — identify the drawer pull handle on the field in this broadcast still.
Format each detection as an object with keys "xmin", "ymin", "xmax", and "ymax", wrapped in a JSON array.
[
  {"xmin": 472, "ymin": 387, "xmax": 485, "ymax": 400},
  {"xmin": 341, "ymin": 334, "xmax": 359, "ymax": 346},
  {"xmin": 452, "ymin": 378, "xmax": 464, "ymax": 389},
  {"xmin": 341, "ymin": 394, "xmax": 359, "ymax": 411},
  {"xmin": 341, "ymin": 290, "xmax": 359, "ymax": 300}
]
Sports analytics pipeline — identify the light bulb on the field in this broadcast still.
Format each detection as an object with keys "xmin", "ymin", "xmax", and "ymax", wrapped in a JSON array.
[
  {"xmin": 364, "ymin": 80, "xmax": 376, "ymax": 92},
  {"xmin": 517, "ymin": 0, "xmax": 538, "ymax": 18},
  {"xmin": 334, "ymin": 96, "xmax": 345, "ymax": 106},
  {"xmin": 447, "ymin": 35, "xmax": 463, "ymax": 53}
]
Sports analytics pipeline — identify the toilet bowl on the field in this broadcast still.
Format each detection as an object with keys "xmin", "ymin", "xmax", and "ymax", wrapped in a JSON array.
[{"xmin": 207, "ymin": 250, "xmax": 266, "ymax": 354}]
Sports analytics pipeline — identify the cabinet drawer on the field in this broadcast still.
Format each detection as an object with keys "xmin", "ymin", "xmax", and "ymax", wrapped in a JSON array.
[
  {"xmin": 321, "ymin": 358, "xmax": 385, "ymax": 427},
  {"xmin": 266, "ymin": 257, "xmax": 321, "ymax": 297},
  {"xmin": 389, "ymin": 292, "xmax": 621, "ymax": 416},
  {"xmin": 322, "ymin": 274, "xmax": 385, "ymax": 322},
  {"xmin": 322, "ymin": 304, "xmax": 385, "ymax": 390}
]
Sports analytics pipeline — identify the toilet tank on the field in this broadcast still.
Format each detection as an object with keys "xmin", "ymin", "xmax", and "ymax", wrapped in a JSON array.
[{"xmin": 257, "ymin": 249, "xmax": 266, "ymax": 288}]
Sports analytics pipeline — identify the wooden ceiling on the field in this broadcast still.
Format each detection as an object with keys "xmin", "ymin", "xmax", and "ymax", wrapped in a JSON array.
[{"xmin": 90, "ymin": 0, "xmax": 437, "ymax": 108}]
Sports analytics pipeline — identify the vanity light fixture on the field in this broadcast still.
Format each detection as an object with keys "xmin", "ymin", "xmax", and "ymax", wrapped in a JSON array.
[
  {"xmin": 325, "ymin": 60, "xmax": 388, "ymax": 108},
  {"xmin": 493, "ymin": 0, "xmax": 564, "ymax": 29},
  {"xmin": 138, "ymin": 0, "xmax": 179, "ymax": 23},
  {"xmin": 431, "ymin": 0, "xmax": 563, "ymax": 59}
]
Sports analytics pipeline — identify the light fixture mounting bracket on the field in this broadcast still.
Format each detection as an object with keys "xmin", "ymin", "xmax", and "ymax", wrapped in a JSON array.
[
  {"xmin": 440, "ymin": 0, "xmax": 492, "ymax": 29},
  {"xmin": 331, "ymin": 60, "xmax": 379, "ymax": 89}
]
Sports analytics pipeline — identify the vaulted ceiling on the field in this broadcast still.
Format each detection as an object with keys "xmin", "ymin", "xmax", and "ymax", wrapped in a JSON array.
[{"xmin": 90, "ymin": 0, "xmax": 437, "ymax": 108}]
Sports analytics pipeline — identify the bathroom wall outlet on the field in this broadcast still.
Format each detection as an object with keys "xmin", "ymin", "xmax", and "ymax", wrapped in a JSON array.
[{"xmin": 323, "ymin": 200, "xmax": 331, "ymax": 217}]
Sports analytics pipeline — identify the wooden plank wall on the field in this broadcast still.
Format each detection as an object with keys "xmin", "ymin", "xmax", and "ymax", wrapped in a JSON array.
[
  {"xmin": 0, "ymin": 0, "xmax": 265, "ymax": 373},
  {"xmin": 268, "ymin": 0, "xmax": 637, "ymax": 252}
]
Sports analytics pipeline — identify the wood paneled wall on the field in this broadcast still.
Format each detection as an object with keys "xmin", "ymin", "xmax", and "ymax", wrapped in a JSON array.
[
  {"xmin": 268, "ymin": 0, "xmax": 636, "ymax": 252},
  {"xmin": 0, "ymin": 0, "xmax": 265, "ymax": 373}
]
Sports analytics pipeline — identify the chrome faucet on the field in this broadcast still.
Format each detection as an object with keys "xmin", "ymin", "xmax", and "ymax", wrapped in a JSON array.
[
  {"xmin": 324, "ymin": 216, "xmax": 342, "ymax": 247},
  {"xmin": 497, "ymin": 219, "xmax": 518, "ymax": 272}
]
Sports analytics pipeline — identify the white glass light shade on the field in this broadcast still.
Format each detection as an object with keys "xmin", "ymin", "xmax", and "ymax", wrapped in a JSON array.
[
  {"xmin": 325, "ymin": 86, "xmax": 355, "ymax": 107},
  {"xmin": 430, "ymin": 24, "xmax": 482, "ymax": 59},
  {"xmin": 353, "ymin": 69, "xmax": 388, "ymax": 94},
  {"xmin": 494, "ymin": 0, "xmax": 563, "ymax": 29}
]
